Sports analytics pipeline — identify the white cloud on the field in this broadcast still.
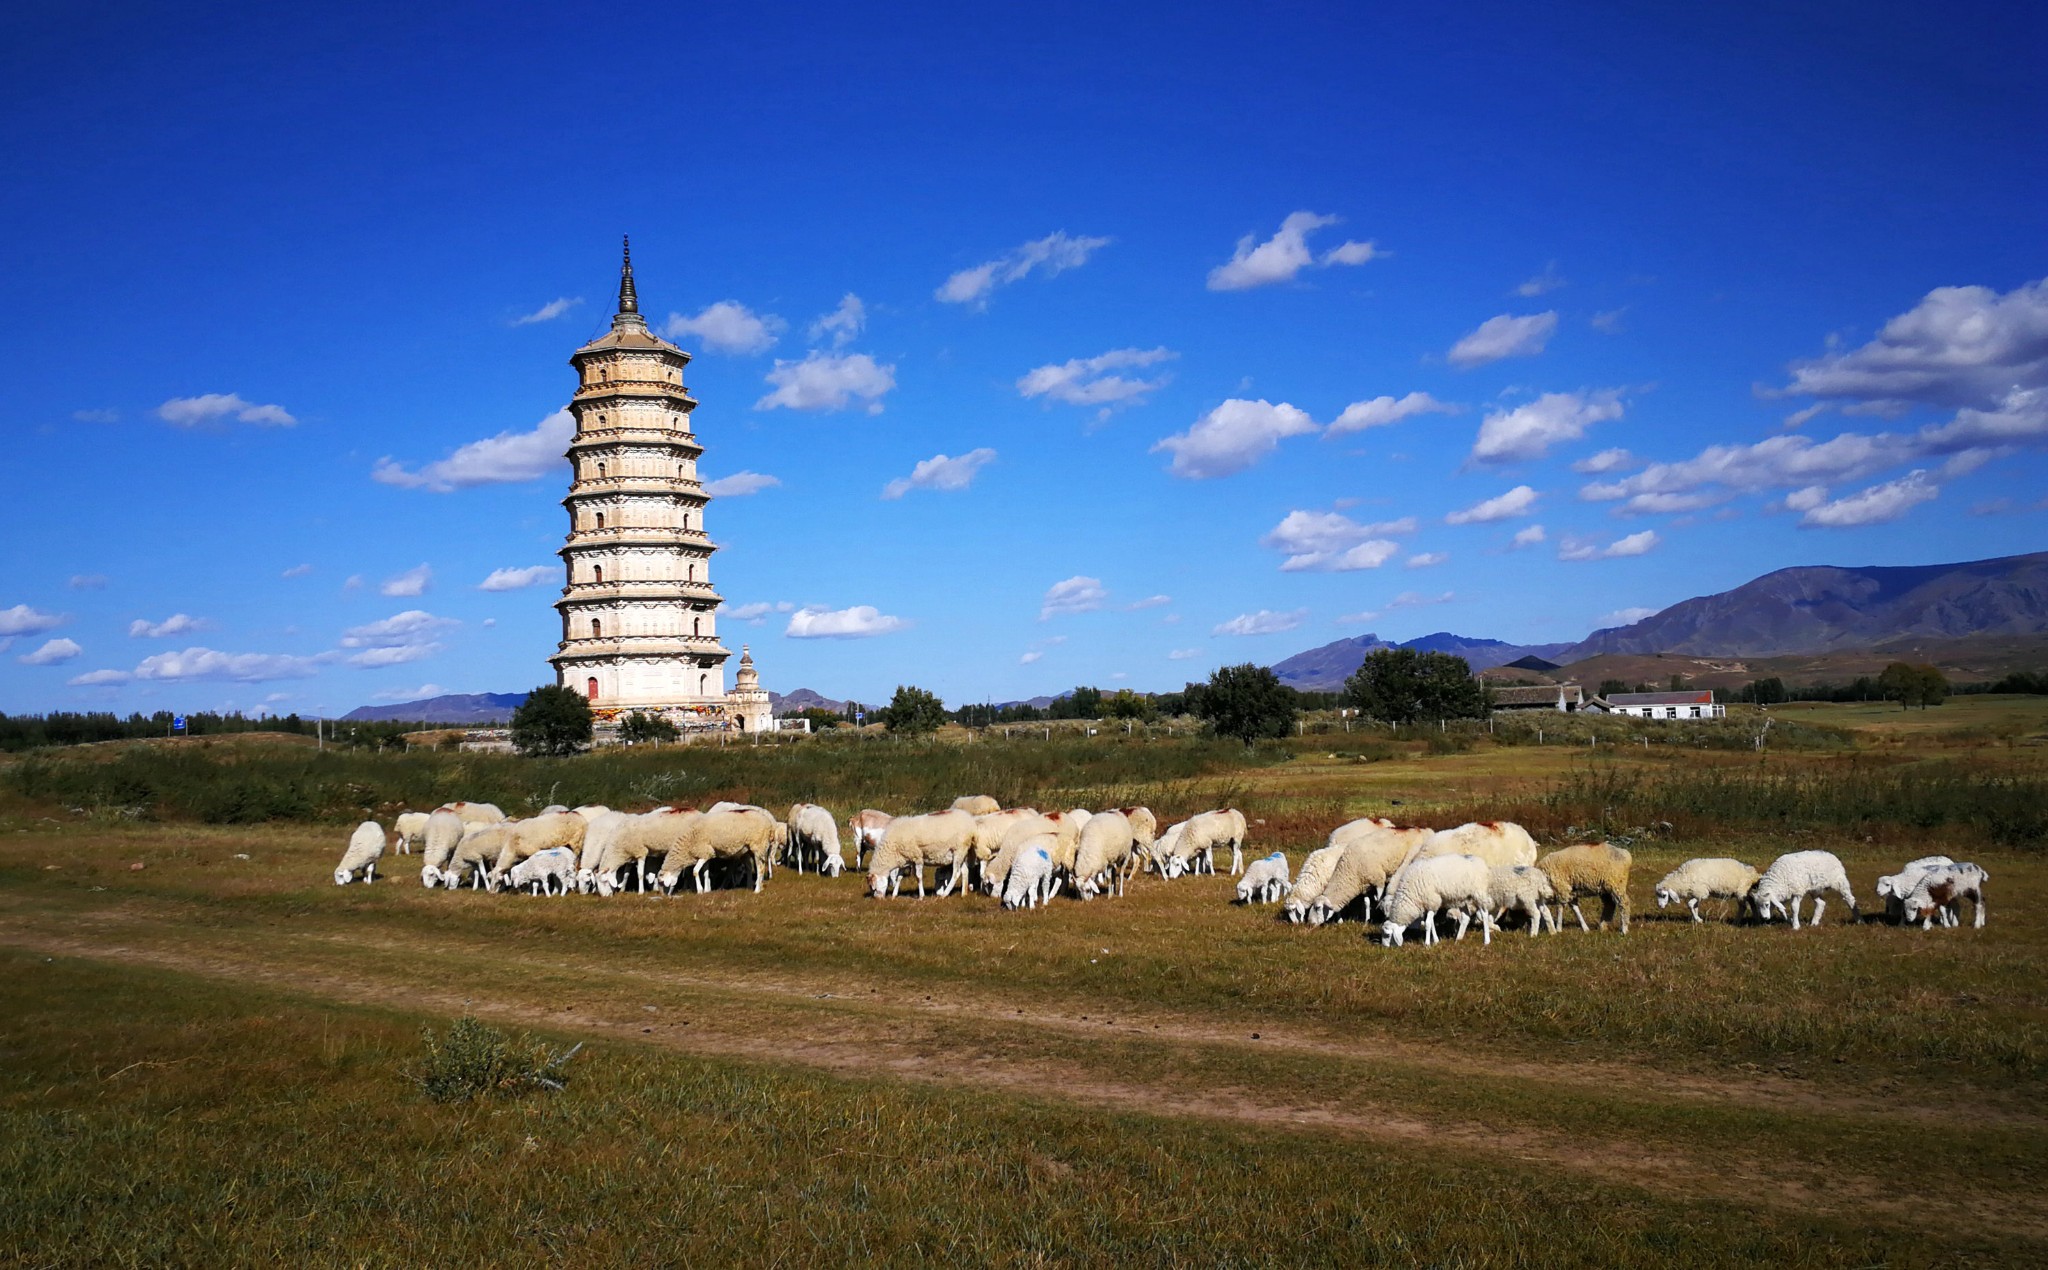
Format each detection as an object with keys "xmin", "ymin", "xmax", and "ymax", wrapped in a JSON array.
[
  {"xmin": 1471, "ymin": 390, "xmax": 1624, "ymax": 463},
  {"xmin": 1388, "ymin": 590, "xmax": 1454, "ymax": 610},
  {"xmin": 664, "ymin": 301, "xmax": 786, "ymax": 355},
  {"xmin": 1447, "ymin": 312, "xmax": 1559, "ymax": 369},
  {"xmin": 343, "ymin": 575, "xmax": 364, "ymax": 591},
  {"xmin": 1407, "ymin": 552, "xmax": 1448, "ymax": 568},
  {"xmin": 1206, "ymin": 212, "xmax": 1378, "ymax": 291},
  {"xmin": 0, "ymin": 605, "xmax": 63, "ymax": 636},
  {"xmin": 1334, "ymin": 610, "xmax": 1381, "ymax": 626},
  {"xmin": 68, "ymin": 574, "xmax": 108, "ymax": 590},
  {"xmin": 281, "ymin": 563, "xmax": 313, "ymax": 579},
  {"xmin": 1214, "ymin": 609, "xmax": 1307, "ymax": 636},
  {"xmin": 1017, "ymin": 347, "xmax": 1175, "ymax": 413},
  {"xmin": 1558, "ymin": 530, "xmax": 1661, "ymax": 561},
  {"xmin": 373, "ymin": 409, "xmax": 574, "ymax": 491},
  {"xmin": 1040, "ymin": 576, "xmax": 1109, "ymax": 619},
  {"xmin": 1781, "ymin": 277, "xmax": 2048, "ymax": 411},
  {"xmin": 1614, "ymin": 491, "xmax": 1727, "ymax": 516},
  {"xmin": 128, "ymin": 614, "xmax": 209, "ymax": 639},
  {"xmin": 513, "ymin": 296, "xmax": 582, "ymax": 325},
  {"xmin": 808, "ymin": 294, "xmax": 866, "ymax": 347},
  {"xmin": 756, "ymin": 352, "xmax": 896, "ymax": 414},
  {"xmin": 1580, "ymin": 429, "xmax": 1909, "ymax": 508},
  {"xmin": 134, "ymin": 647, "xmax": 325, "ymax": 682},
  {"xmin": 1798, "ymin": 470, "xmax": 1939, "ymax": 527},
  {"xmin": 937, "ymin": 231, "xmax": 1111, "ymax": 307},
  {"xmin": 785, "ymin": 605, "xmax": 909, "ymax": 639},
  {"xmin": 1259, "ymin": 510, "xmax": 1412, "ymax": 572},
  {"xmin": 157, "ymin": 393, "xmax": 297, "ymax": 427},
  {"xmin": 704, "ymin": 471, "xmax": 782, "ymax": 497},
  {"xmin": 347, "ymin": 644, "xmax": 440, "ymax": 668},
  {"xmin": 1445, "ymin": 485, "xmax": 1539, "ymax": 524},
  {"xmin": 340, "ymin": 610, "xmax": 457, "ymax": 667},
  {"xmin": 380, "ymin": 564, "xmax": 433, "ymax": 597},
  {"xmin": 1019, "ymin": 650, "xmax": 1043, "ymax": 665},
  {"xmin": 1598, "ymin": 606, "xmax": 1659, "ymax": 627},
  {"xmin": 1167, "ymin": 648, "xmax": 1200, "ymax": 660},
  {"xmin": 1153, "ymin": 398, "xmax": 1317, "ymax": 479},
  {"xmin": 478, "ymin": 565, "xmax": 555, "ymax": 591},
  {"xmin": 1590, "ymin": 308, "xmax": 1628, "ymax": 334},
  {"xmin": 68, "ymin": 668, "xmax": 133, "ymax": 686},
  {"xmin": 1126, "ymin": 594, "xmax": 1172, "ymax": 610},
  {"xmin": 1325, "ymin": 391, "xmax": 1458, "ymax": 436},
  {"xmin": 882, "ymin": 448, "xmax": 997, "ymax": 500},
  {"xmin": 371, "ymin": 683, "xmax": 444, "ymax": 701},
  {"xmin": 1511, "ymin": 524, "xmax": 1547, "ymax": 548},
  {"xmin": 72, "ymin": 408, "xmax": 118, "ymax": 424},
  {"xmin": 729, "ymin": 601, "xmax": 796, "ymax": 623},
  {"xmin": 1573, "ymin": 447, "xmax": 1636, "ymax": 474},
  {"xmin": 19, "ymin": 637, "xmax": 82, "ymax": 665},
  {"xmin": 1515, "ymin": 263, "xmax": 1565, "ymax": 297}
]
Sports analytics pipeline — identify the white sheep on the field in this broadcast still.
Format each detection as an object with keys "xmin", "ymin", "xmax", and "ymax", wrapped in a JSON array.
[
  {"xmin": 333, "ymin": 820, "xmax": 386, "ymax": 885},
  {"xmin": 1536, "ymin": 843, "xmax": 1634, "ymax": 933},
  {"xmin": 1280, "ymin": 844, "xmax": 1348, "ymax": 923},
  {"xmin": 607, "ymin": 810, "xmax": 702, "ymax": 895},
  {"xmin": 1302, "ymin": 823, "xmax": 1434, "ymax": 927},
  {"xmin": 1899, "ymin": 863, "xmax": 1989, "ymax": 930},
  {"xmin": 848, "ymin": 809, "xmax": 892, "ymax": 869},
  {"xmin": 653, "ymin": 808, "xmax": 781, "ymax": 894},
  {"xmin": 438, "ymin": 800, "xmax": 506, "ymax": 827},
  {"xmin": 441, "ymin": 824, "xmax": 515, "ymax": 890},
  {"xmin": 1380, "ymin": 854, "xmax": 1497, "ymax": 947},
  {"xmin": 1235, "ymin": 852, "xmax": 1290, "ymax": 904},
  {"xmin": 1002, "ymin": 838, "xmax": 1059, "ymax": 910},
  {"xmin": 508, "ymin": 846, "xmax": 576, "ymax": 896},
  {"xmin": 1489, "ymin": 865, "xmax": 1557, "ymax": 935},
  {"xmin": 951, "ymin": 794, "xmax": 1001, "ymax": 816},
  {"xmin": 983, "ymin": 812, "xmax": 1084, "ymax": 897},
  {"xmin": 869, "ymin": 810, "xmax": 978, "ymax": 898},
  {"xmin": 487, "ymin": 811, "xmax": 589, "ymax": 891},
  {"xmin": 1751, "ymin": 850, "xmax": 1858, "ymax": 930},
  {"xmin": 418, "ymin": 807, "xmax": 468, "ymax": 888},
  {"xmin": 392, "ymin": 811, "xmax": 429, "ymax": 855},
  {"xmin": 1183, "ymin": 808, "xmax": 1248, "ymax": 874},
  {"xmin": 575, "ymin": 808, "xmax": 641, "ymax": 893},
  {"xmin": 965, "ymin": 809, "xmax": 1040, "ymax": 891},
  {"xmin": 1073, "ymin": 810, "xmax": 1142, "ymax": 899},
  {"xmin": 785, "ymin": 803, "xmax": 846, "ymax": 876},
  {"xmin": 1654, "ymin": 858, "xmax": 1761, "ymax": 923},
  {"xmin": 1147, "ymin": 821, "xmax": 1186, "ymax": 876},
  {"xmin": 1877, "ymin": 856, "xmax": 1954, "ymax": 923}
]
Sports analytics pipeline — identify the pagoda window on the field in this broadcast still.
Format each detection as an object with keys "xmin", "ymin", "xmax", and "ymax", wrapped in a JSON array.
[
  {"xmin": 693, "ymin": 616, "xmax": 701, "ymax": 636},
  {"xmin": 592, "ymin": 565, "xmax": 603, "ymax": 584},
  {"xmin": 597, "ymin": 461, "xmax": 607, "ymax": 479},
  {"xmin": 699, "ymin": 673, "xmax": 708, "ymax": 695},
  {"xmin": 591, "ymin": 619, "xmax": 602, "ymax": 638},
  {"xmin": 594, "ymin": 512, "xmax": 605, "ymax": 530},
  {"xmin": 587, "ymin": 677, "xmax": 599, "ymax": 699}
]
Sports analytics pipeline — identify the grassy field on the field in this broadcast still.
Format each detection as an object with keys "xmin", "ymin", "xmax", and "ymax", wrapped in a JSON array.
[{"xmin": 2, "ymin": 715, "xmax": 2045, "ymax": 1265}]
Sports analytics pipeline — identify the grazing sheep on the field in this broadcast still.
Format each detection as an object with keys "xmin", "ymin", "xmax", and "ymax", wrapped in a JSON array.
[
  {"xmin": 1751, "ymin": 850, "xmax": 1858, "ymax": 930},
  {"xmin": 965, "ymin": 809, "xmax": 1040, "ymax": 891},
  {"xmin": 1877, "ymin": 856, "xmax": 1955, "ymax": 923},
  {"xmin": 487, "ymin": 811, "xmax": 590, "ymax": 891},
  {"xmin": 671, "ymin": 807, "xmax": 782, "ymax": 893},
  {"xmin": 438, "ymin": 801, "xmax": 506, "ymax": 827},
  {"xmin": 575, "ymin": 808, "xmax": 644, "ymax": 893},
  {"xmin": 1280, "ymin": 844, "xmax": 1348, "ymax": 923},
  {"xmin": 1303, "ymin": 824, "xmax": 1434, "ymax": 927},
  {"xmin": 392, "ymin": 811, "xmax": 429, "ymax": 855},
  {"xmin": 848, "ymin": 809, "xmax": 892, "ymax": 868},
  {"xmin": 1380, "ymin": 853, "xmax": 1498, "ymax": 947},
  {"xmin": 1073, "ymin": 810, "xmax": 1140, "ymax": 899},
  {"xmin": 983, "ymin": 812, "xmax": 1084, "ymax": 897},
  {"xmin": 508, "ymin": 847, "xmax": 576, "ymax": 896},
  {"xmin": 334, "ymin": 820, "xmax": 386, "ymax": 885},
  {"xmin": 1236, "ymin": 852, "xmax": 1291, "ymax": 904},
  {"xmin": 1002, "ymin": 839, "xmax": 1059, "ymax": 910},
  {"xmin": 591, "ymin": 811, "xmax": 695, "ymax": 896},
  {"xmin": 1655, "ymin": 858, "xmax": 1761, "ymax": 923},
  {"xmin": 1899, "ymin": 863, "xmax": 1989, "ymax": 930},
  {"xmin": 442, "ymin": 824, "xmax": 515, "ymax": 891},
  {"xmin": 951, "ymin": 794, "xmax": 1001, "ymax": 816},
  {"xmin": 1182, "ymin": 808, "xmax": 1249, "ymax": 874},
  {"xmin": 869, "ymin": 809, "xmax": 978, "ymax": 899},
  {"xmin": 1147, "ymin": 821, "xmax": 1186, "ymax": 876},
  {"xmin": 419, "ymin": 808, "xmax": 468, "ymax": 888},
  {"xmin": 573, "ymin": 804, "xmax": 611, "ymax": 821},
  {"xmin": 1490, "ymin": 865, "xmax": 1558, "ymax": 935},
  {"xmin": 785, "ymin": 803, "xmax": 846, "ymax": 876},
  {"xmin": 1536, "ymin": 843, "xmax": 1634, "ymax": 933}
]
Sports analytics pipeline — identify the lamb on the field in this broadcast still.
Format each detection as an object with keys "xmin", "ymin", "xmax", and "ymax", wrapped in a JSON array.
[
  {"xmin": 951, "ymin": 794, "xmax": 1001, "ymax": 816},
  {"xmin": 333, "ymin": 820, "xmax": 386, "ymax": 885},
  {"xmin": 964, "ymin": 809, "xmax": 1040, "ymax": 891},
  {"xmin": 418, "ymin": 807, "xmax": 468, "ymax": 888},
  {"xmin": 785, "ymin": 803, "xmax": 846, "ymax": 876},
  {"xmin": 1235, "ymin": 852, "xmax": 1290, "ymax": 904},
  {"xmin": 1147, "ymin": 821, "xmax": 1185, "ymax": 876},
  {"xmin": 1750, "ymin": 850, "xmax": 1858, "ymax": 930},
  {"xmin": 983, "ymin": 812, "xmax": 1084, "ymax": 897},
  {"xmin": 654, "ymin": 807, "xmax": 781, "ymax": 894},
  {"xmin": 392, "ymin": 811, "xmax": 429, "ymax": 855},
  {"xmin": 487, "ymin": 811, "xmax": 589, "ymax": 890},
  {"xmin": 1001, "ymin": 839, "xmax": 1059, "ymax": 910},
  {"xmin": 1380, "ymin": 853, "xmax": 1498, "ymax": 947},
  {"xmin": 1899, "ymin": 863, "xmax": 1989, "ymax": 930},
  {"xmin": 868, "ymin": 809, "xmax": 978, "ymax": 898},
  {"xmin": 1654, "ymin": 858, "xmax": 1761, "ymax": 923},
  {"xmin": 1302, "ymin": 824, "xmax": 1434, "ymax": 927},
  {"xmin": 438, "ymin": 801, "xmax": 506, "ymax": 827},
  {"xmin": 441, "ymin": 824, "xmax": 515, "ymax": 891},
  {"xmin": 848, "ymin": 809, "xmax": 893, "ymax": 869},
  {"xmin": 1489, "ymin": 865, "xmax": 1558, "ymax": 935},
  {"xmin": 507, "ymin": 846, "xmax": 576, "ymax": 896},
  {"xmin": 1279, "ymin": 844, "xmax": 1347, "ymax": 923},
  {"xmin": 1536, "ymin": 843, "xmax": 1634, "ymax": 933},
  {"xmin": 1073, "ymin": 810, "xmax": 1140, "ymax": 899},
  {"xmin": 1877, "ymin": 856, "xmax": 1955, "ymax": 923}
]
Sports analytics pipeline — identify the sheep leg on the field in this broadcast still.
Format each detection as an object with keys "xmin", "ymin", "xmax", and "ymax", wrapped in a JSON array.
[
  {"xmin": 1687, "ymin": 897, "xmax": 1703, "ymax": 923},
  {"xmin": 1570, "ymin": 901, "xmax": 1591, "ymax": 933},
  {"xmin": 1789, "ymin": 896, "xmax": 1802, "ymax": 930},
  {"xmin": 1477, "ymin": 909, "xmax": 1494, "ymax": 945},
  {"xmin": 1423, "ymin": 912, "xmax": 1438, "ymax": 945},
  {"xmin": 1974, "ymin": 895, "xmax": 1987, "ymax": 928},
  {"xmin": 1451, "ymin": 910, "xmax": 1471, "ymax": 942},
  {"xmin": 1810, "ymin": 897, "xmax": 1826, "ymax": 927},
  {"xmin": 1230, "ymin": 843, "xmax": 1244, "ymax": 875}
]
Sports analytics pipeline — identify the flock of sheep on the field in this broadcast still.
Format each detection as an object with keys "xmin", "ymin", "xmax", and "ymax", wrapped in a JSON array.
[{"xmin": 331, "ymin": 796, "xmax": 1991, "ymax": 941}]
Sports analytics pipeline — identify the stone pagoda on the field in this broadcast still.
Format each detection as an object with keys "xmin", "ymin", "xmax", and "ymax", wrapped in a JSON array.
[{"xmin": 548, "ymin": 239, "xmax": 737, "ymax": 727}]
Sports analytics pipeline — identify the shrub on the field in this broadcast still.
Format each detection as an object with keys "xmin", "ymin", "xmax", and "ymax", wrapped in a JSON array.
[
  {"xmin": 511, "ymin": 685, "xmax": 593, "ymax": 756},
  {"xmin": 406, "ymin": 1016, "xmax": 581, "ymax": 1103},
  {"xmin": 617, "ymin": 711, "xmax": 679, "ymax": 744}
]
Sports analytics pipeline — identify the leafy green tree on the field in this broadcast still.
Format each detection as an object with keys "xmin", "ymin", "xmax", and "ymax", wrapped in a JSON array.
[
  {"xmin": 1195, "ymin": 663, "xmax": 1297, "ymax": 745},
  {"xmin": 877, "ymin": 685, "xmax": 947, "ymax": 735},
  {"xmin": 1102, "ymin": 688, "xmax": 1157, "ymax": 721},
  {"xmin": 1746, "ymin": 677, "xmax": 1788, "ymax": 705},
  {"xmin": 1342, "ymin": 649, "xmax": 1487, "ymax": 725},
  {"xmin": 510, "ymin": 686, "xmax": 593, "ymax": 756},
  {"xmin": 1597, "ymin": 678, "xmax": 1630, "ymax": 699},
  {"xmin": 617, "ymin": 711, "xmax": 678, "ymax": 744},
  {"xmin": 789, "ymin": 707, "xmax": 842, "ymax": 731},
  {"xmin": 1879, "ymin": 661, "xmax": 1950, "ymax": 710}
]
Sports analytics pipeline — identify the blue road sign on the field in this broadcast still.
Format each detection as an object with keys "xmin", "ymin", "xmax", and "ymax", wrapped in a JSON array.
[{"xmin": 172, "ymin": 716, "xmax": 187, "ymax": 732}]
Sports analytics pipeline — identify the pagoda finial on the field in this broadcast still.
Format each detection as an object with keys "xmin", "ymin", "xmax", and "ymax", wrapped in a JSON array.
[{"xmin": 618, "ymin": 235, "xmax": 639, "ymax": 315}]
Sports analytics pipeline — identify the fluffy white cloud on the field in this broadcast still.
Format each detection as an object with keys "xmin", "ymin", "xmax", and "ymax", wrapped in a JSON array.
[
  {"xmin": 1407, "ymin": 552, "xmax": 1448, "ymax": 568},
  {"xmin": 1206, "ymin": 212, "xmax": 1377, "ymax": 291},
  {"xmin": 882, "ymin": 448, "xmax": 996, "ymax": 500},
  {"xmin": 19, "ymin": 637, "xmax": 81, "ymax": 665},
  {"xmin": 373, "ymin": 409, "xmax": 574, "ymax": 491},
  {"xmin": 729, "ymin": 601, "xmax": 795, "ymax": 623},
  {"xmin": 1798, "ymin": 470, "xmax": 1939, "ymax": 527},
  {"xmin": 380, "ymin": 564, "xmax": 433, "ymax": 597},
  {"xmin": 937, "ymin": 231, "xmax": 1111, "ymax": 308},
  {"xmin": 1388, "ymin": 590, "xmax": 1454, "ymax": 609},
  {"xmin": 1325, "ymin": 391, "xmax": 1458, "ymax": 436},
  {"xmin": 664, "ymin": 301, "xmax": 786, "ymax": 355},
  {"xmin": 128, "ymin": 614, "xmax": 208, "ymax": 639},
  {"xmin": 1259, "ymin": 510, "xmax": 1412, "ymax": 572},
  {"xmin": 1126, "ymin": 594, "xmax": 1171, "ymax": 610},
  {"xmin": 0, "ymin": 605, "xmax": 63, "ymax": 636},
  {"xmin": 1214, "ymin": 609, "xmax": 1307, "ymax": 636},
  {"xmin": 157, "ymin": 393, "xmax": 297, "ymax": 427},
  {"xmin": 281, "ymin": 563, "xmax": 313, "ymax": 578},
  {"xmin": 1471, "ymin": 390, "xmax": 1624, "ymax": 463},
  {"xmin": 756, "ymin": 352, "xmax": 896, "ymax": 414},
  {"xmin": 704, "ymin": 471, "xmax": 782, "ymax": 497},
  {"xmin": 1153, "ymin": 399, "xmax": 1317, "ymax": 479},
  {"xmin": 1017, "ymin": 347, "xmax": 1175, "ymax": 413},
  {"xmin": 785, "ymin": 605, "xmax": 909, "ymax": 639},
  {"xmin": 1445, "ymin": 485, "xmax": 1539, "ymax": 524},
  {"xmin": 1781, "ymin": 277, "xmax": 2048, "ymax": 410},
  {"xmin": 1167, "ymin": 648, "xmax": 1200, "ymax": 660},
  {"xmin": 134, "ymin": 647, "xmax": 325, "ymax": 682},
  {"xmin": 513, "ymin": 297, "xmax": 581, "ymax": 325},
  {"xmin": 808, "ymin": 294, "xmax": 866, "ymax": 347},
  {"xmin": 1599, "ymin": 606, "xmax": 1658, "ymax": 627},
  {"xmin": 1019, "ymin": 650, "xmax": 1043, "ymax": 665},
  {"xmin": 1447, "ymin": 312, "xmax": 1558, "ymax": 369},
  {"xmin": 1572, "ymin": 447, "xmax": 1636, "ymax": 474},
  {"xmin": 68, "ymin": 668, "xmax": 132, "ymax": 686},
  {"xmin": 1040, "ymin": 576, "xmax": 1109, "ymax": 619},
  {"xmin": 1782, "ymin": 485, "xmax": 1830, "ymax": 512},
  {"xmin": 1558, "ymin": 530, "xmax": 1660, "ymax": 561},
  {"xmin": 371, "ymin": 683, "xmax": 444, "ymax": 701},
  {"xmin": 1590, "ymin": 308, "xmax": 1628, "ymax": 334},
  {"xmin": 1515, "ymin": 263, "xmax": 1565, "ymax": 297},
  {"xmin": 340, "ymin": 610, "xmax": 457, "ymax": 667},
  {"xmin": 478, "ymin": 565, "xmax": 555, "ymax": 591},
  {"xmin": 1511, "ymin": 523, "xmax": 1547, "ymax": 547}
]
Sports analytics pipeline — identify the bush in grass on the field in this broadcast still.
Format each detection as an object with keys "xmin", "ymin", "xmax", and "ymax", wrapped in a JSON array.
[
  {"xmin": 510, "ymin": 685, "xmax": 592, "ymax": 757},
  {"xmin": 407, "ymin": 1016, "xmax": 581, "ymax": 1103},
  {"xmin": 617, "ymin": 711, "xmax": 679, "ymax": 744}
]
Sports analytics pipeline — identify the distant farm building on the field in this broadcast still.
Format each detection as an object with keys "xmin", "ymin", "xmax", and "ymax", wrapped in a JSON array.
[
  {"xmin": 1590, "ymin": 690, "xmax": 1726, "ymax": 720},
  {"xmin": 1490, "ymin": 683, "xmax": 1586, "ymax": 712}
]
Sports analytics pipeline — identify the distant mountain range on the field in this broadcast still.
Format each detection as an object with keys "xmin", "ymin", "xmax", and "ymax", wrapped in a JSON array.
[
  {"xmin": 1271, "ymin": 633, "xmax": 1575, "ymax": 692},
  {"xmin": 342, "ymin": 692, "xmax": 527, "ymax": 724}
]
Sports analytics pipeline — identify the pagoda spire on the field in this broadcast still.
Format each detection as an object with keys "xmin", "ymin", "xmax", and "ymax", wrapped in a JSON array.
[{"xmin": 617, "ymin": 235, "xmax": 639, "ymax": 315}]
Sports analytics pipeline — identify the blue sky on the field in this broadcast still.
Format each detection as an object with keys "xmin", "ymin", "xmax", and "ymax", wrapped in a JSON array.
[{"xmin": 3, "ymin": 0, "xmax": 2044, "ymax": 714}]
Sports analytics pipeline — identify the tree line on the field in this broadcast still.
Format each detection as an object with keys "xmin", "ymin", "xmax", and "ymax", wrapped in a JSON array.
[{"xmin": 0, "ymin": 710, "xmax": 447, "ymax": 754}]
